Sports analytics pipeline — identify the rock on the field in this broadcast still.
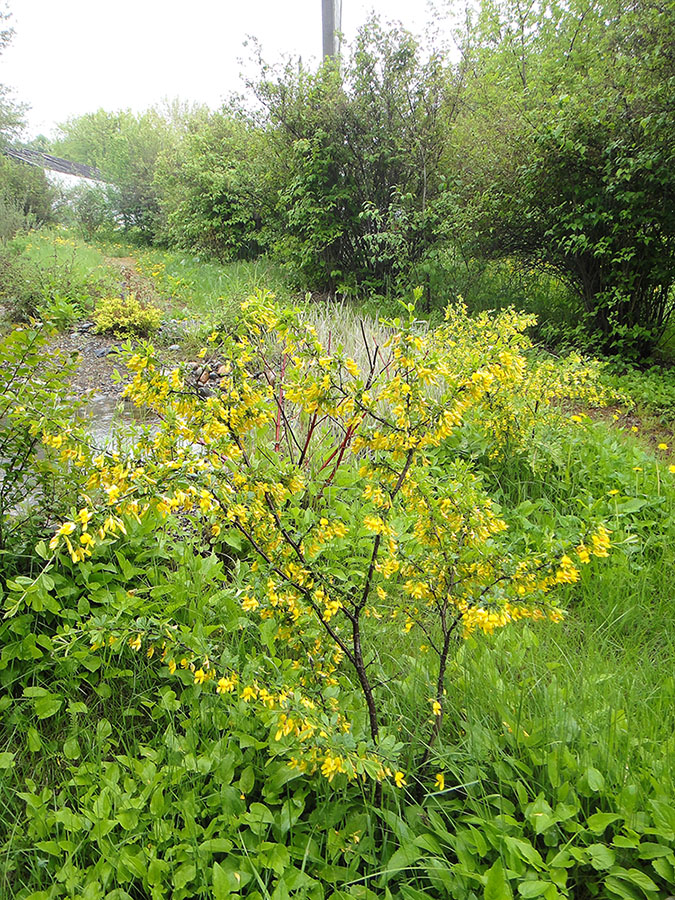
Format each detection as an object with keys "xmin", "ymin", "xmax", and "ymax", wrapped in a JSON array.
[
  {"xmin": 209, "ymin": 371, "xmax": 220, "ymax": 380},
  {"xmin": 168, "ymin": 344, "xmax": 180, "ymax": 351},
  {"xmin": 185, "ymin": 361, "xmax": 199, "ymax": 371},
  {"xmin": 78, "ymin": 321, "xmax": 94, "ymax": 332},
  {"xmin": 94, "ymin": 348, "xmax": 109, "ymax": 358},
  {"xmin": 198, "ymin": 369, "xmax": 210, "ymax": 385},
  {"xmin": 197, "ymin": 385, "xmax": 213, "ymax": 398},
  {"xmin": 217, "ymin": 364, "xmax": 228, "ymax": 376}
]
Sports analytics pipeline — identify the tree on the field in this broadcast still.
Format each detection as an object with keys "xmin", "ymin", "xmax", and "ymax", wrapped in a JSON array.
[
  {"xmin": 52, "ymin": 107, "xmax": 191, "ymax": 242},
  {"xmin": 452, "ymin": 0, "xmax": 675, "ymax": 358},
  {"xmin": 154, "ymin": 107, "xmax": 280, "ymax": 260},
  {"xmin": 253, "ymin": 19, "xmax": 455, "ymax": 294}
]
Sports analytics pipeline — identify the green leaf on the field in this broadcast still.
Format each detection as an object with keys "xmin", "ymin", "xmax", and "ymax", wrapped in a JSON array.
[
  {"xmin": 518, "ymin": 883, "xmax": 552, "ymax": 898},
  {"xmin": 485, "ymin": 859, "xmax": 513, "ymax": 900},
  {"xmin": 649, "ymin": 800, "xmax": 675, "ymax": 835},
  {"xmin": 174, "ymin": 863, "xmax": 196, "ymax": 890},
  {"xmin": 0, "ymin": 751, "xmax": 15, "ymax": 769},
  {"xmin": 384, "ymin": 844, "xmax": 422, "ymax": 879},
  {"xmin": 200, "ymin": 838, "xmax": 234, "ymax": 855},
  {"xmin": 610, "ymin": 868, "xmax": 659, "ymax": 892},
  {"xmin": 637, "ymin": 843, "xmax": 672, "ymax": 859},
  {"xmin": 651, "ymin": 856, "xmax": 675, "ymax": 882},
  {"xmin": 587, "ymin": 844, "xmax": 615, "ymax": 870},
  {"xmin": 117, "ymin": 808, "xmax": 139, "ymax": 830},
  {"xmin": 63, "ymin": 737, "xmax": 81, "ymax": 760},
  {"xmin": 213, "ymin": 863, "xmax": 230, "ymax": 899},
  {"xmin": 585, "ymin": 767, "xmax": 605, "ymax": 792},
  {"xmin": 604, "ymin": 876, "xmax": 643, "ymax": 900},
  {"xmin": 33, "ymin": 694, "xmax": 62, "ymax": 719},
  {"xmin": 119, "ymin": 847, "xmax": 146, "ymax": 880},
  {"xmin": 587, "ymin": 812, "xmax": 621, "ymax": 833},
  {"xmin": 239, "ymin": 765, "xmax": 255, "ymax": 794}
]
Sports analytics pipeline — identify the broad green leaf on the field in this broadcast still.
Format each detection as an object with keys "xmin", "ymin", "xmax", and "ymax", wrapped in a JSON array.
[
  {"xmin": 587, "ymin": 812, "xmax": 621, "ymax": 833},
  {"xmin": 63, "ymin": 737, "xmax": 81, "ymax": 760},
  {"xmin": 33, "ymin": 695, "xmax": 62, "ymax": 719},
  {"xmin": 485, "ymin": 859, "xmax": 513, "ymax": 900},
  {"xmin": 518, "ymin": 882, "xmax": 551, "ymax": 898},
  {"xmin": 587, "ymin": 844, "xmax": 615, "ymax": 870}
]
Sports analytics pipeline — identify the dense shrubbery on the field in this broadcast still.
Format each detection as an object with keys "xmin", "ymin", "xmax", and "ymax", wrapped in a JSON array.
[
  {"xmin": 0, "ymin": 325, "xmax": 87, "ymax": 576},
  {"xmin": 37, "ymin": 2, "xmax": 675, "ymax": 359},
  {"xmin": 253, "ymin": 23, "xmax": 452, "ymax": 294}
]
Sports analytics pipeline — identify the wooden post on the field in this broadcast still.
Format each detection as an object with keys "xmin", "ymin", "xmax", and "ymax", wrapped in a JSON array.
[{"xmin": 322, "ymin": 0, "xmax": 342, "ymax": 60}]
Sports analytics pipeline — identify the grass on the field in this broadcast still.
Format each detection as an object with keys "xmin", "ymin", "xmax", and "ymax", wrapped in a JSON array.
[{"xmin": 129, "ymin": 246, "xmax": 293, "ymax": 323}]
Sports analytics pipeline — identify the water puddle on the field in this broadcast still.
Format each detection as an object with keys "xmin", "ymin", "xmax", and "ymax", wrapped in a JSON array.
[{"xmin": 85, "ymin": 393, "xmax": 156, "ymax": 450}]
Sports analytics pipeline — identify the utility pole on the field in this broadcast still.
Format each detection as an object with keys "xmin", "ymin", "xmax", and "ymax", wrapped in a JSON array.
[{"xmin": 322, "ymin": 0, "xmax": 342, "ymax": 60}]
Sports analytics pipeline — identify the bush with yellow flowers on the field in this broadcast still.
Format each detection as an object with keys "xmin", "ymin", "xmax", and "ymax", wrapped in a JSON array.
[
  {"xmin": 93, "ymin": 293, "xmax": 161, "ymax": 338},
  {"xmin": 42, "ymin": 291, "xmax": 616, "ymax": 791}
]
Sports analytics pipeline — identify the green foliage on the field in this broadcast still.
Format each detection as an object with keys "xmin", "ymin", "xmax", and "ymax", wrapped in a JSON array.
[
  {"xmin": 93, "ymin": 294, "xmax": 161, "ymax": 337},
  {"xmin": 452, "ymin": 0, "xmax": 675, "ymax": 359},
  {"xmin": 62, "ymin": 182, "xmax": 115, "ymax": 240},
  {"xmin": 0, "ymin": 157, "xmax": 56, "ymax": 239},
  {"xmin": 256, "ymin": 19, "xmax": 453, "ymax": 293},
  {"xmin": 51, "ymin": 105, "xmax": 203, "ymax": 243},
  {"xmin": 0, "ymin": 324, "xmax": 86, "ymax": 576},
  {"xmin": 154, "ymin": 109, "xmax": 279, "ymax": 261},
  {"xmin": 132, "ymin": 246, "xmax": 290, "ymax": 327},
  {"xmin": 1, "ymin": 294, "xmax": 675, "ymax": 896},
  {"xmin": 0, "ymin": 230, "xmax": 117, "ymax": 323}
]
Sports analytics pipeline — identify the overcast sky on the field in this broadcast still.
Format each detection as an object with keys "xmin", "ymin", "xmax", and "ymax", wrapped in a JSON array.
[{"xmin": 0, "ymin": 0, "xmax": 445, "ymax": 138}]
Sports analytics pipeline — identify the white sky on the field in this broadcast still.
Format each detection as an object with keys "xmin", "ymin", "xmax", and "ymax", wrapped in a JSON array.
[{"xmin": 1, "ymin": 0, "xmax": 443, "ymax": 138}]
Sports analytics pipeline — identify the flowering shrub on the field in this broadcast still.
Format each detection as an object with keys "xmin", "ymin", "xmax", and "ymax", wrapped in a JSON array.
[
  {"xmin": 40, "ymin": 292, "xmax": 618, "ymax": 791},
  {"xmin": 93, "ymin": 294, "xmax": 161, "ymax": 337}
]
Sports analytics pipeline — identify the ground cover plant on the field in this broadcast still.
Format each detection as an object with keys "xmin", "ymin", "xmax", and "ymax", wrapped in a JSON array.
[
  {"xmin": 0, "ymin": 230, "xmax": 118, "ymax": 326},
  {"xmin": 2, "ymin": 291, "xmax": 675, "ymax": 898}
]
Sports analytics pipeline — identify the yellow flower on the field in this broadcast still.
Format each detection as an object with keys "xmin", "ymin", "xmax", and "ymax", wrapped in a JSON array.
[
  {"xmin": 431, "ymin": 699, "xmax": 442, "ymax": 717},
  {"xmin": 344, "ymin": 357, "xmax": 359, "ymax": 378},
  {"xmin": 435, "ymin": 772, "xmax": 445, "ymax": 791},
  {"xmin": 670, "ymin": 465, "xmax": 675, "ymax": 474},
  {"xmin": 394, "ymin": 771, "xmax": 407, "ymax": 788},
  {"xmin": 631, "ymin": 426, "xmax": 638, "ymax": 433},
  {"xmin": 168, "ymin": 659, "xmax": 177, "ymax": 675},
  {"xmin": 194, "ymin": 668, "xmax": 207, "ymax": 685},
  {"xmin": 241, "ymin": 685, "xmax": 257, "ymax": 702},
  {"xmin": 129, "ymin": 635, "xmax": 142, "ymax": 652},
  {"xmin": 658, "ymin": 443, "xmax": 668, "ymax": 451},
  {"xmin": 241, "ymin": 594, "xmax": 259, "ymax": 612},
  {"xmin": 217, "ymin": 675, "xmax": 237, "ymax": 693}
]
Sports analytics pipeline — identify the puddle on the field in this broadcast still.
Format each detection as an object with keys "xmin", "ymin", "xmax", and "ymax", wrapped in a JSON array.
[{"xmin": 85, "ymin": 393, "xmax": 156, "ymax": 450}]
